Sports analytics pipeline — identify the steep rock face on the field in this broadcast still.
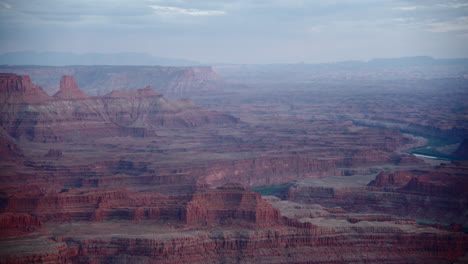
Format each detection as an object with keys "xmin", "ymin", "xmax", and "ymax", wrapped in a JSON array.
[
  {"xmin": 368, "ymin": 171, "xmax": 416, "ymax": 187},
  {"xmin": 1, "ymin": 183, "xmax": 280, "ymax": 227},
  {"xmin": 0, "ymin": 66, "xmax": 226, "ymax": 98},
  {"xmin": 53, "ymin": 75, "xmax": 90, "ymax": 100},
  {"xmin": 0, "ymin": 213, "xmax": 41, "ymax": 237},
  {"xmin": 0, "ymin": 73, "xmax": 51, "ymax": 104},
  {"xmin": 185, "ymin": 183, "xmax": 281, "ymax": 227},
  {"xmin": 369, "ymin": 167, "xmax": 468, "ymax": 198},
  {"xmin": 284, "ymin": 162, "xmax": 468, "ymax": 223},
  {"xmin": 1, "ymin": 187, "xmax": 184, "ymax": 223},
  {"xmin": 195, "ymin": 155, "xmax": 340, "ymax": 186},
  {"xmin": 0, "ymin": 133, "xmax": 23, "ymax": 159},
  {"xmin": 4, "ymin": 221, "xmax": 466, "ymax": 264},
  {"xmin": 0, "ymin": 74, "xmax": 238, "ymax": 142}
]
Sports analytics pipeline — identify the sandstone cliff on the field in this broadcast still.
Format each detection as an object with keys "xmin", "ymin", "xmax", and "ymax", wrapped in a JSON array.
[
  {"xmin": 0, "ymin": 74, "xmax": 238, "ymax": 142},
  {"xmin": 284, "ymin": 162, "xmax": 468, "ymax": 224},
  {"xmin": 53, "ymin": 75, "xmax": 90, "ymax": 100},
  {"xmin": 1, "ymin": 182, "xmax": 467, "ymax": 264},
  {"xmin": 185, "ymin": 183, "xmax": 281, "ymax": 227},
  {"xmin": 0, "ymin": 66, "xmax": 226, "ymax": 98},
  {"xmin": 0, "ymin": 73, "xmax": 51, "ymax": 104}
]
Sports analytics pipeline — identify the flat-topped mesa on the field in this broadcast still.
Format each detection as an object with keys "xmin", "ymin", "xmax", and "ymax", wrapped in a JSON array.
[
  {"xmin": 53, "ymin": 75, "xmax": 90, "ymax": 100},
  {"xmin": 184, "ymin": 183, "xmax": 281, "ymax": 227},
  {"xmin": 106, "ymin": 85, "xmax": 162, "ymax": 99},
  {"xmin": 368, "ymin": 171, "xmax": 416, "ymax": 187},
  {"xmin": 0, "ymin": 73, "xmax": 51, "ymax": 104}
]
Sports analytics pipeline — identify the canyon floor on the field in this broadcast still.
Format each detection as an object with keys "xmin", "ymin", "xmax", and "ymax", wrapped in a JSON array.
[{"xmin": 0, "ymin": 67, "xmax": 467, "ymax": 263}]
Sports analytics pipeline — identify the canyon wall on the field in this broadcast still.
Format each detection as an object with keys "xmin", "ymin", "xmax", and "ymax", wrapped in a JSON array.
[
  {"xmin": 0, "ymin": 66, "xmax": 226, "ymax": 98},
  {"xmin": 0, "ymin": 74, "xmax": 237, "ymax": 142}
]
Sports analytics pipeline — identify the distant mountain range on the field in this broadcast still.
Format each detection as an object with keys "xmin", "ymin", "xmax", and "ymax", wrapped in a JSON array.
[
  {"xmin": 2, "ymin": 52, "xmax": 468, "ymax": 70},
  {"xmin": 0, "ymin": 51, "xmax": 200, "ymax": 66}
]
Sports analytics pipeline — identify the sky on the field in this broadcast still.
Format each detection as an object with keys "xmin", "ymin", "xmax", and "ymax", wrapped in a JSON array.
[{"xmin": 0, "ymin": 0, "xmax": 467, "ymax": 64}]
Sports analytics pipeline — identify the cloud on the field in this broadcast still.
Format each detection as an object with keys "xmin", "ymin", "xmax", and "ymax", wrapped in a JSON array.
[
  {"xmin": 149, "ymin": 5, "xmax": 225, "ymax": 16},
  {"xmin": 2, "ymin": 0, "xmax": 468, "ymax": 63},
  {"xmin": 427, "ymin": 16, "xmax": 468, "ymax": 32},
  {"xmin": 308, "ymin": 26, "xmax": 322, "ymax": 33},
  {"xmin": 393, "ymin": 6, "xmax": 419, "ymax": 11},
  {"xmin": 437, "ymin": 3, "xmax": 468, "ymax": 8},
  {"xmin": 0, "ymin": 2, "xmax": 11, "ymax": 9}
]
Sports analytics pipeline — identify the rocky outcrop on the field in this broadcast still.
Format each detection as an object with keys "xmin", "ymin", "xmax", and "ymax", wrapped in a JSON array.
[
  {"xmin": 1, "ymin": 187, "xmax": 186, "ymax": 223},
  {"xmin": 61, "ymin": 226, "xmax": 467, "ymax": 264},
  {"xmin": 185, "ymin": 183, "xmax": 281, "ymax": 227},
  {"xmin": 0, "ymin": 73, "xmax": 51, "ymax": 104},
  {"xmin": 1, "ymin": 68, "xmax": 466, "ymax": 264},
  {"xmin": 368, "ymin": 171, "xmax": 416, "ymax": 187},
  {"xmin": 177, "ymin": 155, "xmax": 340, "ymax": 187},
  {"xmin": 369, "ymin": 165, "xmax": 468, "ymax": 198},
  {"xmin": 0, "ymin": 74, "xmax": 238, "ymax": 142},
  {"xmin": 106, "ymin": 85, "xmax": 161, "ymax": 99},
  {"xmin": 3, "ymin": 220, "xmax": 467, "ymax": 264},
  {"xmin": 284, "ymin": 162, "xmax": 468, "ymax": 224},
  {"xmin": 0, "ymin": 213, "xmax": 41, "ymax": 237},
  {"xmin": 0, "ymin": 66, "xmax": 226, "ymax": 98},
  {"xmin": 53, "ymin": 75, "xmax": 90, "ymax": 100},
  {"xmin": 0, "ymin": 135, "xmax": 23, "ymax": 159}
]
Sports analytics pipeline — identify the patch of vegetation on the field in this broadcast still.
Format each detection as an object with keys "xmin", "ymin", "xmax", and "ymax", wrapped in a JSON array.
[{"xmin": 252, "ymin": 183, "xmax": 291, "ymax": 196}]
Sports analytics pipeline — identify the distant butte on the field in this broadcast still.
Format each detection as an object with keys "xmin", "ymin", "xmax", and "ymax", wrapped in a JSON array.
[
  {"xmin": 0, "ymin": 73, "xmax": 238, "ymax": 142},
  {"xmin": 0, "ymin": 66, "xmax": 227, "ymax": 97},
  {"xmin": 53, "ymin": 75, "xmax": 90, "ymax": 100}
]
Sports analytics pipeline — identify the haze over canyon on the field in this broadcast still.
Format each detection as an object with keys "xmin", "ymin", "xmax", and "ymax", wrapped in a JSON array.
[{"xmin": 0, "ymin": 55, "xmax": 467, "ymax": 263}]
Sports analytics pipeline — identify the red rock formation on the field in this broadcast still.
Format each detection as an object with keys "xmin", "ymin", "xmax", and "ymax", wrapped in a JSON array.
[
  {"xmin": 284, "ymin": 162, "xmax": 468, "ymax": 223},
  {"xmin": 0, "ymin": 136, "xmax": 23, "ymax": 159},
  {"xmin": 1, "ymin": 187, "xmax": 183, "ymax": 223},
  {"xmin": 3, "ymin": 221, "xmax": 465, "ymax": 264},
  {"xmin": 370, "ymin": 166, "xmax": 468, "ymax": 198},
  {"xmin": 0, "ymin": 74, "xmax": 238, "ymax": 142},
  {"xmin": 185, "ymin": 183, "xmax": 281, "ymax": 227},
  {"xmin": 106, "ymin": 85, "xmax": 161, "ymax": 99},
  {"xmin": 53, "ymin": 75, "xmax": 90, "ymax": 100},
  {"xmin": 1, "ymin": 68, "xmax": 466, "ymax": 263},
  {"xmin": 0, "ymin": 213, "xmax": 41, "ymax": 237},
  {"xmin": 0, "ymin": 66, "xmax": 226, "ymax": 97},
  {"xmin": 368, "ymin": 171, "xmax": 416, "ymax": 187},
  {"xmin": 0, "ymin": 73, "xmax": 51, "ymax": 104}
]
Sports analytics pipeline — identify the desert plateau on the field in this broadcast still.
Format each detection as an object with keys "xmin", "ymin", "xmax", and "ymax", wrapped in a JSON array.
[
  {"xmin": 1, "ymin": 0, "xmax": 468, "ymax": 262},
  {"xmin": 0, "ymin": 59, "xmax": 467, "ymax": 263}
]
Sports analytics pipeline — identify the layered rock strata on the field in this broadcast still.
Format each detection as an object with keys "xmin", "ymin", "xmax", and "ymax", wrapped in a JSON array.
[
  {"xmin": 284, "ymin": 162, "xmax": 468, "ymax": 224},
  {"xmin": 0, "ymin": 66, "xmax": 226, "ymax": 97},
  {"xmin": 0, "ymin": 74, "xmax": 238, "ymax": 142}
]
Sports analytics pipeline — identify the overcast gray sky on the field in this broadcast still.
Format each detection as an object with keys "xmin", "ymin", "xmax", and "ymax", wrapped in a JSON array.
[{"xmin": 0, "ymin": 0, "xmax": 467, "ymax": 64}]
